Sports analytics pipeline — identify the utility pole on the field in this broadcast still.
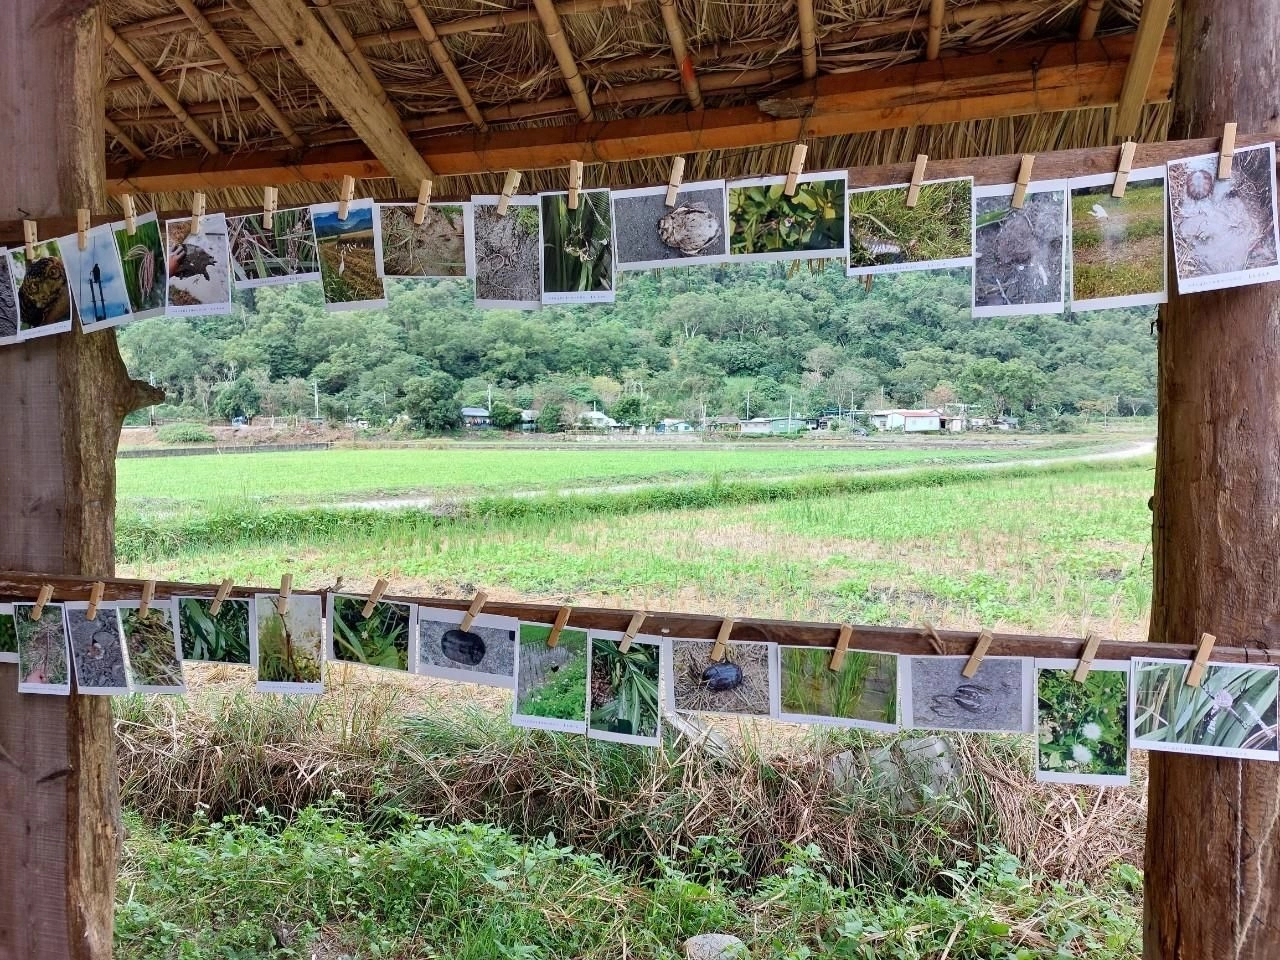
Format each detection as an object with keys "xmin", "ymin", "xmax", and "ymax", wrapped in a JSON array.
[
  {"xmin": 313, "ymin": 380, "xmax": 320, "ymax": 421},
  {"xmin": 744, "ymin": 390, "xmax": 751, "ymax": 420}
]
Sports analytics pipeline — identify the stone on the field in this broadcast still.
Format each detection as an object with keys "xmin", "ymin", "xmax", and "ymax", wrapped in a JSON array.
[
  {"xmin": 684, "ymin": 933, "xmax": 748, "ymax": 959},
  {"xmin": 859, "ymin": 736, "xmax": 961, "ymax": 814}
]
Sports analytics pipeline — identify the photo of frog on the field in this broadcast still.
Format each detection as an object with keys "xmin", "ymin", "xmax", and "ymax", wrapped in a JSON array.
[{"xmin": 611, "ymin": 181, "xmax": 730, "ymax": 271}]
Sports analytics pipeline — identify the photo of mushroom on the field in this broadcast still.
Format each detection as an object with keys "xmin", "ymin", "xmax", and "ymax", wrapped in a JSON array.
[
  {"xmin": 588, "ymin": 631, "xmax": 664, "ymax": 746},
  {"xmin": 0, "ymin": 603, "xmax": 16, "ymax": 663},
  {"xmin": 165, "ymin": 214, "xmax": 232, "ymax": 316},
  {"xmin": 0, "ymin": 250, "xmax": 22, "ymax": 342},
  {"xmin": 374, "ymin": 203, "xmax": 474, "ymax": 279},
  {"xmin": 972, "ymin": 181, "xmax": 1067, "ymax": 317},
  {"xmin": 472, "ymin": 196, "xmax": 541, "ymax": 310},
  {"xmin": 902, "ymin": 656, "xmax": 1033, "ymax": 733},
  {"xmin": 540, "ymin": 190, "xmax": 615, "ymax": 304},
  {"xmin": 252, "ymin": 593, "xmax": 324, "ymax": 694},
  {"xmin": 1131, "ymin": 658, "xmax": 1278, "ymax": 762},
  {"xmin": 120, "ymin": 599, "xmax": 186, "ymax": 694},
  {"xmin": 327, "ymin": 593, "xmax": 416, "ymax": 672},
  {"xmin": 778, "ymin": 646, "xmax": 899, "ymax": 731},
  {"xmin": 665, "ymin": 639, "xmax": 778, "ymax": 717},
  {"xmin": 513, "ymin": 622, "xmax": 589, "ymax": 734},
  {"xmin": 59, "ymin": 223, "xmax": 134, "ymax": 332},
  {"xmin": 728, "ymin": 172, "xmax": 848, "ymax": 262},
  {"xmin": 1168, "ymin": 142, "xmax": 1280, "ymax": 293},
  {"xmin": 113, "ymin": 212, "xmax": 166, "ymax": 320},
  {"xmin": 611, "ymin": 181, "xmax": 730, "ymax": 271},
  {"xmin": 1036, "ymin": 658, "xmax": 1129, "ymax": 786},
  {"xmin": 177, "ymin": 596, "xmax": 252, "ymax": 665},
  {"xmin": 417, "ymin": 606, "xmax": 518, "ymax": 688},
  {"xmin": 8, "ymin": 239, "xmax": 76, "ymax": 340},
  {"xmin": 65, "ymin": 603, "xmax": 130, "ymax": 696},
  {"xmin": 311, "ymin": 200, "xmax": 386, "ymax": 311},
  {"xmin": 846, "ymin": 177, "xmax": 974, "ymax": 276},
  {"xmin": 1069, "ymin": 169, "xmax": 1168, "ymax": 311},
  {"xmin": 227, "ymin": 207, "xmax": 320, "ymax": 288},
  {"xmin": 14, "ymin": 603, "xmax": 71, "ymax": 694}
]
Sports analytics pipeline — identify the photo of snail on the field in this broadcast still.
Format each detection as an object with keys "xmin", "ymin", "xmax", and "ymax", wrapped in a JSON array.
[
  {"xmin": 611, "ymin": 181, "xmax": 730, "ymax": 271},
  {"xmin": 666, "ymin": 639, "xmax": 778, "ymax": 717},
  {"xmin": 417, "ymin": 607, "xmax": 518, "ymax": 689},
  {"xmin": 164, "ymin": 214, "xmax": 233, "ymax": 316},
  {"xmin": 902, "ymin": 656, "xmax": 1033, "ymax": 733}
]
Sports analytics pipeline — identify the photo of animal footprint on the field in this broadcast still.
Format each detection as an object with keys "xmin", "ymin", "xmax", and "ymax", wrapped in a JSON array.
[{"xmin": 903, "ymin": 656, "xmax": 1032, "ymax": 733}]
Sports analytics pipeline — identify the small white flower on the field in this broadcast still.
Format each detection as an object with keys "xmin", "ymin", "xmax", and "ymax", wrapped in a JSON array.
[
  {"xmin": 1081, "ymin": 722, "xmax": 1102, "ymax": 741},
  {"xmin": 1072, "ymin": 744, "xmax": 1094, "ymax": 765}
]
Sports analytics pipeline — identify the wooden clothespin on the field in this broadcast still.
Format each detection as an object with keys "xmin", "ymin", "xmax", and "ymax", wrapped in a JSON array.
[
  {"xmin": 189, "ymin": 192, "xmax": 206, "ymax": 235},
  {"xmin": 30, "ymin": 584, "xmax": 53, "ymax": 621},
  {"xmin": 618, "ymin": 611, "xmax": 647, "ymax": 654},
  {"xmin": 361, "ymin": 578, "xmax": 390, "ymax": 619},
  {"xmin": 1111, "ymin": 142, "xmax": 1137, "ymax": 199},
  {"xmin": 337, "ymin": 175, "xmax": 356, "ymax": 221},
  {"xmin": 23, "ymin": 220, "xmax": 38, "ymax": 261},
  {"xmin": 122, "ymin": 194, "xmax": 138, "ymax": 236},
  {"xmin": 783, "ymin": 143, "xmax": 808, "ymax": 197},
  {"xmin": 710, "ymin": 618, "xmax": 734, "ymax": 662},
  {"xmin": 262, "ymin": 186, "xmax": 278, "ymax": 231},
  {"xmin": 828, "ymin": 623, "xmax": 854, "ymax": 672},
  {"xmin": 85, "ymin": 582, "xmax": 105, "ymax": 622},
  {"xmin": 546, "ymin": 605, "xmax": 572, "ymax": 648},
  {"xmin": 277, "ymin": 573, "xmax": 293, "ymax": 617},
  {"xmin": 567, "ymin": 160, "xmax": 584, "ymax": 211},
  {"xmin": 922, "ymin": 621, "xmax": 947, "ymax": 656},
  {"xmin": 1218, "ymin": 122, "xmax": 1237, "ymax": 180},
  {"xmin": 76, "ymin": 209, "xmax": 91, "ymax": 252},
  {"xmin": 665, "ymin": 156, "xmax": 686, "ymax": 207},
  {"xmin": 209, "ymin": 578, "xmax": 234, "ymax": 617},
  {"xmin": 412, "ymin": 179, "xmax": 433, "ymax": 226},
  {"xmin": 1011, "ymin": 155, "xmax": 1035, "ymax": 209},
  {"xmin": 460, "ymin": 591, "xmax": 488, "ymax": 632},
  {"xmin": 1186, "ymin": 632, "xmax": 1217, "ymax": 688},
  {"xmin": 906, "ymin": 154, "xmax": 928, "ymax": 208},
  {"xmin": 497, "ymin": 170, "xmax": 522, "ymax": 216},
  {"xmin": 1072, "ymin": 632, "xmax": 1103, "ymax": 682},
  {"xmin": 961, "ymin": 628, "xmax": 994, "ymax": 678},
  {"xmin": 138, "ymin": 579, "xmax": 156, "ymax": 620}
]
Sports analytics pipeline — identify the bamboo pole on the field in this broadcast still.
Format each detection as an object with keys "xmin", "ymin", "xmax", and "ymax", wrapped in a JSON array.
[
  {"xmin": 1077, "ymin": 0, "xmax": 1105, "ymax": 41},
  {"xmin": 927, "ymin": 0, "xmax": 945, "ymax": 60},
  {"xmin": 796, "ymin": 0, "xmax": 819, "ymax": 78},
  {"xmin": 531, "ymin": 0, "xmax": 593, "ymax": 120},
  {"xmin": 657, "ymin": 0, "xmax": 703, "ymax": 109},
  {"xmin": 402, "ymin": 0, "xmax": 488, "ymax": 131},
  {"xmin": 104, "ymin": 116, "xmax": 146, "ymax": 160}
]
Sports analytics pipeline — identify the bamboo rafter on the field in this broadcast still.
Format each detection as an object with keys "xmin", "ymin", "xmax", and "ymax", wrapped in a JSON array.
[
  {"xmin": 402, "ymin": 0, "xmax": 488, "ymax": 131},
  {"xmin": 657, "ymin": 0, "xmax": 703, "ymax": 110},
  {"xmin": 927, "ymin": 0, "xmax": 945, "ymax": 60},
  {"xmin": 1078, "ymin": 0, "xmax": 1106, "ymax": 40},
  {"xmin": 532, "ymin": 0, "xmax": 594, "ymax": 120},
  {"xmin": 797, "ymin": 0, "xmax": 819, "ymax": 78},
  {"xmin": 312, "ymin": 0, "xmax": 399, "ymax": 117},
  {"xmin": 104, "ymin": 116, "xmax": 146, "ymax": 161}
]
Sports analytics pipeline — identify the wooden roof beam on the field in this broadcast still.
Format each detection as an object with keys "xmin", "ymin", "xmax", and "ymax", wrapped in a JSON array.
[
  {"xmin": 1078, "ymin": 0, "xmax": 1105, "ymax": 41},
  {"xmin": 927, "ymin": 0, "xmax": 945, "ymax": 60},
  {"xmin": 311, "ymin": 0, "xmax": 398, "ymax": 117},
  {"xmin": 242, "ymin": 0, "xmax": 431, "ymax": 185},
  {"xmin": 797, "ymin": 0, "xmax": 818, "ymax": 78},
  {"xmin": 104, "ymin": 116, "xmax": 147, "ymax": 161},
  {"xmin": 107, "ymin": 32, "xmax": 1174, "ymax": 193},
  {"xmin": 656, "ymin": 0, "xmax": 702, "ymax": 109},
  {"xmin": 402, "ymin": 0, "xmax": 488, "ymax": 131},
  {"xmin": 1112, "ymin": 0, "xmax": 1174, "ymax": 138},
  {"xmin": 532, "ymin": 0, "xmax": 593, "ymax": 120}
]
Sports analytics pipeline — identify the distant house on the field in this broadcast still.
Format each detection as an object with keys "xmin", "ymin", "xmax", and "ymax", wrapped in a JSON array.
[
  {"xmin": 578, "ymin": 410, "xmax": 619, "ymax": 430},
  {"xmin": 741, "ymin": 416, "xmax": 806, "ymax": 434},
  {"xmin": 460, "ymin": 406, "xmax": 491, "ymax": 428},
  {"xmin": 870, "ymin": 408, "xmax": 943, "ymax": 432},
  {"xmin": 520, "ymin": 409, "xmax": 538, "ymax": 432},
  {"xmin": 707, "ymin": 416, "xmax": 742, "ymax": 433},
  {"xmin": 656, "ymin": 418, "xmax": 694, "ymax": 433}
]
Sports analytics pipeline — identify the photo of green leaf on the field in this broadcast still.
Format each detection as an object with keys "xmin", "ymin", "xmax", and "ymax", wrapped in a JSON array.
[
  {"xmin": 255, "ymin": 594, "xmax": 323, "ymax": 688},
  {"xmin": 0, "ymin": 606, "xmax": 16, "ymax": 659},
  {"xmin": 178, "ymin": 597, "xmax": 251, "ymax": 665},
  {"xmin": 330, "ymin": 594, "xmax": 412, "ymax": 671},
  {"xmin": 1036, "ymin": 661, "xmax": 1129, "ymax": 784},
  {"xmin": 780, "ymin": 646, "xmax": 897, "ymax": 729},
  {"xmin": 728, "ymin": 175, "xmax": 847, "ymax": 258},
  {"xmin": 589, "ymin": 635, "xmax": 661, "ymax": 743},
  {"xmin": 515, "ymin": 623, "xmax": 588, "ymax": 728},
  {"xmin": 540, "ymin": 190, "xmax": 614, "ymax": 299},
  {"xmin": 847, "ymin": 178, "xmax": 973, "ymax": 273},
  {"xmin": 1132, "ymin": 658, "xmax": 1278, "ymax": 760}
]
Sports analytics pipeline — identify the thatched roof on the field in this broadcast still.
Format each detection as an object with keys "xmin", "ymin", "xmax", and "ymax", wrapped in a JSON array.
[{"xmin": 102, "ymin": 0, "xmax": 1174, "ymax": 211}]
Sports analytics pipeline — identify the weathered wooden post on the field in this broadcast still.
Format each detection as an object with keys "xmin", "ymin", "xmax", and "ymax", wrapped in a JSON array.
[
  {"xmin": 1147, "ymin": 1, "xmax": 1280, "ymax": 956},
  {"xmin": 0, "ymin": 3, "xmax": 158, "ymax": 956}
]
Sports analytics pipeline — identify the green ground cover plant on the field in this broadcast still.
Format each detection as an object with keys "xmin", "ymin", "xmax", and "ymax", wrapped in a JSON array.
[
  {"xmin": 517, "ymin": 623, "xmax": 589, "ymax": 721},
  {"xmin": 331, "ymin": 596, "xmax": 412, "ymax": 670},
  {"xmin": 154, "ymin": 422, "xmax": 214, "ymax": 444},
  {"xmin": 1037, "ymin": 667, "xmax": 1129, "ymax": 779}
]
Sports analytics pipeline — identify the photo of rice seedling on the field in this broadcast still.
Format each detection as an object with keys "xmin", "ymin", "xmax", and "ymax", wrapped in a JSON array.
[
  {"xmin": 1069, "ymin": 170, "xmax": 1167, "ymax": 310},
  {"xmin": 165, "ymin": 214, "xmax": 232, "ymax": 316},
  {"xmin": 0, "ymin": 252, "xmax": 20, "ymax": 341},
  {"xmin": 588, "ymin": 632, "xmax": 663, "ymax": 745},
  {"xmin": 612, "ymin": 181, "xmax": 730, "ymax": 270},
  {"xmin": 418, "ymin": 608, "xmax": 518, "ymax": 688},
  {"xmin": 903, "ymin": 656, "xmax": 1032, "ymax": 733},
  {"xmin": 540, "ymin": 189, "xmax": 614, "ymax": 304},
  {"xmin": 66, "ymin": 605, "xmax": 130, "ymax": 695},
  {"xmin": 14, "ymin": 603, "xmax": 70, "ymax": 694},
  {"xmin": 178, "ymin": 597, "xmax": 251, "ymax": 665},
  {"xmin": 312, "ymin": 200, "xmax": 386, "ymax": 310},
  {"xmin": 121, "ymin": 602, "xmax": 185, "ymax": 693},
  {"xmin": 728, "ymin": 173, "xmax": 848, "ymax": 261},
  {"xmin": 113, "ymin": 212, "xmax": 166, "ymax": 319},
  {"xmin": 0, "ymin": 603, "xmax": 16, "ymax": 662},
  {"xmin": 973, "ymin": 182, "xmax": 1067, "ymax": 317},
  {"xmin": 227, "ymin": 207, "xmax": 320, "ymax": 288},
  {"xmin": 513, "ymin": 622, "xmax": 589, "ymax": 733},
  {"xmin": 253, "ymin": 593, "xmax": 324, "ymax": 693},
  {"xmin": 847, "ymin": 177, "xmax": 974, "ymax": 275},
  {"xmin": 779, "ymin": 646, "xmax": 898, "ymax": 730},
  {"xmin": 1131, "ymin": 658, "xmax": 1279, "ymax": 761},
  {"xmin": 9, "ymin": 240, "xmax": 76, "ymax": 340},
  {"xmin": 375, "ymin": 203, "xmax": 473, "ymax": 278},
  {"xmin": 1168, "ymin": 142, "xmax": 1280, "ymax": 293},
  {"xmin": 59, "ymin": 223, "xmax": 133, "ymax": 331},
  {"xmin": 667, "ymin": 639, "xmax": 776, "ymax": 717},
  {"xmin": 1035, "ymin": 659, "xmax": 1129, "ymax": 785},
  {"xmin": 473, "ymin": 197, "xmax": 541, "ymax": 309},
  {"xmin": 328, "ymin": 594, "xmax": 414, "ymax": 671}
]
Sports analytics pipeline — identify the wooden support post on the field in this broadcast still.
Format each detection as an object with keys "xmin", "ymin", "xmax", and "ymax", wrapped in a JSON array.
[
  {"xmin": 0, "ymin": 4, "xmax": 160, "ymax": 958},
  {"xmin": 1146, "ymin": 2, "xmax": 1280, "ymax": 956}
]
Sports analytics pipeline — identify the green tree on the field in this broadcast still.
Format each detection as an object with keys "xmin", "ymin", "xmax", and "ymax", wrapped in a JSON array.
[
  {"xmin": 489, "ymin": 399, "xmax": 522, "ymax": 431},
  {"xmin": 537, "ymin": 403, "xmax": 565, "ymax": 433},
  {"xmin": 610, "ymin": 395, "xmax": 652, "ymax": 427},
  {"xmin": 402, "ymin": 371, "xmax": 461, "ymax": 432},
  {"xmin": 214, "ymin": 375, "xmax": 262, "ymax": 422}
]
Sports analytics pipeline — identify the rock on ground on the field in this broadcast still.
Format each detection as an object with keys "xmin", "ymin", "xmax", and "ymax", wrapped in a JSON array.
[{"xmin": 684, "ymin": 932, "xmax": 749, "ymax": 959}]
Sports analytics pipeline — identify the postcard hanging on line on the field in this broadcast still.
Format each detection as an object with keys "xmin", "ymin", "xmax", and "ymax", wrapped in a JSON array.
[
  {"xmin": 252, "ymin": 592, "xmax": 325, "ymax": 695},
  {"xmin": 58, "ymin": 223, "xmax": 135, "ymax": 333},
  {"xmin": 1068, "ymin": 167, "xmax": 1168, "ymax": 311},
  {"xmin": 972, "ymin": 180, "xmax": 1068, "ymax": 317},
  {"xmin": 777, "ymin": 646, "xmax": 899, "ymax": 732},
  {"xmin": 111, "ymin": 211, "xmax": 167, "ymax": 320},
  {"xmin": 374, "ymin": 202, "xmax": 475, "ymax": 279},
  {"xmin": 65, "ymin": 601, "xmax": 131, "ymax": 696},
  {"xmin": 612, "ymin": 180, "xmax": 731, "ymax": 271},
  {"xmin": 0, "ymin": 603, "xmax": 16, "ymax": 663},
  {"xmin": 417, "ymin": 606, "xmax": 519, "ymax": 688},
  {"xmin": 846, "ymin": 177, "xmax": 975, "ymax": 276},
  {"xmin": 228, "ymin": 207, "xmax": 321, "ymax": 289},
  {"xmin": 14, "ymin": 602, "xmax": 71, "ymax": 695},
  {"xmin": 311, "ymin": 199, "xmax": 387, "ymax": 311},
  {"xmin": 0, "ymin": 250, "xmax": 19, "ymax": 344},
  {"xmin": 327, "ymin": 592, "xmax": 417, "ymax": 673},
  {"xmin": 9, "ymin": 239, "xmax": 77, "ymax": 341},
  {"xmin": 472, "ymin": 195, "xmax": 542, "ymax": 310},
  {"xmin": 664, "ymin": 639, "xmax": 779, "ymax": 718},
  {"xmin": 1035, "ymin": 658, "xmax": 1130, "ymax": 786},
  {"xmin": 165, "ymin": 213, "xmax": 233, "ymax": 317},
  {"xmin": 177, "ymin": 595, "xmax": 254, "ymax": 666},
  {"xmin": 587, "ymin": 630, "xmax": 665, "ymax": 746},
  {"xmin": 727, "ymin": 171, "xmax": 849, "ymax": 264},
  {"xmin": 901, "ymin": 655, "xmax": 1033, "ymax": 734},
  {"xmin": 539, "ymin": 189, "xmax": 615, "ymax": 304},
  {"xmin": 118, "ymin": 598, "xmax": 186, "ymax": 694},
  {"xmin": 513, "ymin": 621, "xmax": 590, "ymax": 735}
]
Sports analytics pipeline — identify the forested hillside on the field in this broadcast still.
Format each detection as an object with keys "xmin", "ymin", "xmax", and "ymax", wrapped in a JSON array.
[{"xmin": 118, "ymin": 263, "xmax": 1155, "ymax": 429}]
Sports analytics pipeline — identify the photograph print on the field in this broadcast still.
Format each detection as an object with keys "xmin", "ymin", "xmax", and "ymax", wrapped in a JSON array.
[
  {"xmin": 513, "ymin": 621, "xmax": 589, "ymax": 734},
  {"xmin": 113, "ymin": 211, "xmax": 166, "ymax": 319},
  {"xmin": 374, "ymin": 202, "xmax": 474, "ymax": 279},
  {"xmin": 973, "ymin": 180, "xmax": 1068, "ymax": 317},
  {"xmin": 473, "ymin": 196, "xmax": 541, "ymax": 310},
  {"xmin": 9, "ymin": 239, "xmax": 76, "ymax": 340},
  {"xmin": 59, "ymin": 223, "xmax": 133, "ymax": 332},
  {"xmin": 778, "ymin": 646, "xmax": 898, "ymax": 731},
  {"xmin": 1035, "ymin": 658, "xmax": 1129, "ymax": 786},
  {"xmin": 14, "ymin": 602, "xmax": 70, "ymax": 694},
  {"xmin": 120, "ymin": 599, "xmax": 186, "ymax": 694},
  {"xmin": 311, "ymin": 199, "xmax": 386, "ymax": 310},
  {"xmin": 611, "ymin": 180, "xmax": 730, "ymax": 271},
  {"xmin": 665, "ymin": 639, "xmax": 778, "ymax": 718},
  {"xmin": 901, "ymin": 655, "xmax": 1033, "ymax": 733},
  {"xmin": 65, "ymin": 602, "xmax": 131, "ymax": 696},
  {"xmin": 0, "ymin": 603, "xmax": 15, "ymax": 663},
  {"xmin": 1131, "ymin": 657, "xmax": 1278, "ymax": 762},
  {"xmin": 417, "ymin": 606, "xmax": 519, "ymax": 688},
  {"xmin": 540, "ymin": 189, "xmax": 615, "ymax": 304},
  {"xmin": 728, "ymin": 172, "xmax": 848, "ymax": 263},
  {"xmin": 0, "ymin": 252, "xmax": 17, "ymax": 343},
  {"xmin": 177, "ymin": 596, "xmax": 252, "ymax": 665},
  {"xmin": 847, "ymin": 177, "xmax": 974, "ymax": 276},
  {"xmin": 165, "ymin": 213, "xmax": 232, "ymax": 316},
  {"xmin": 588, "ymin": 631, "xmax": 664, "ymax": 746},
  {"xmin": 327, "ymin": 592, "xmax": 416, "ymax": 672},
  {"xmin": 1168, "ymin": 142, "xmax": 1280, "ymax": 293},
  {"xmin": 227, "ymin": 207, "xmax": 321, "ymax": 288},
  {"xmin": 252, "ymin": 593, "xmax": 324, "ymax": 694},
  {"xmin": 1069, "ymin": 168, "xmax": 1168, "ymax": 311}
]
